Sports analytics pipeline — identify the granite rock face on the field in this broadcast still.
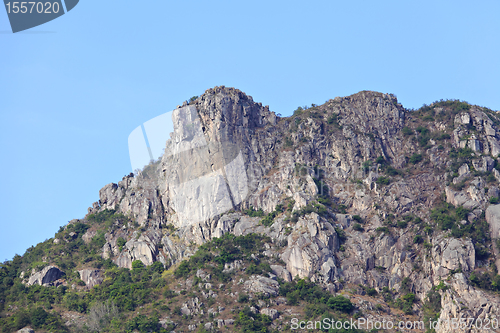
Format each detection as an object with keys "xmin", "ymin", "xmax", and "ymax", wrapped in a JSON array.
[
  {"xmin": 26, "ymin": 266, "xmax": 64, "ymax": 287},
  {"xmin": 79, "ymin": 87, "xmax": 500, "ymax": 330},
  {"xmin": 78, "ymin": 269, "xmax": 103, "ymax": 289},
  {"xmin": 16, "ymin": 328, "xmax": 35, "ymax": 333},
  {"xmin": 244, "ymin": 275, "xmax": 280, "ymax": 296}
]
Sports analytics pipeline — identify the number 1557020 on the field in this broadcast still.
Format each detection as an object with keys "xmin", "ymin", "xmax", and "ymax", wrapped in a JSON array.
[{"xmin": 5, "ymin": 2, "xmax": 61, "ymax": 14}]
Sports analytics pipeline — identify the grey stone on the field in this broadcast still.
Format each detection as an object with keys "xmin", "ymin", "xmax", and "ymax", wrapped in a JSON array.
[
  {"xmin": 244, "ymin": 275, "xmax": 279, "ymax": 296},
  {"xmin": 26, "ymin": 266, "xmax": 64, "ymax": 286},
  {"xmin": 260, "ymin": 308, "xmax": 279, "ymax": 320},
  {"xmin": 78, "ymin": 269, "xmax": 103, "ymax": 288},
  {"xmin": 17, "ymin": 328, "xmax": 35, "ymax": 333}
]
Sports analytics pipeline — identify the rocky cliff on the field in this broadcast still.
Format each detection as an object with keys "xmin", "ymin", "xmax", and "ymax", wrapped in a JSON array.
[{"xmin": 2, "ymin": 86, "xmax": 500, "ymax": 333}]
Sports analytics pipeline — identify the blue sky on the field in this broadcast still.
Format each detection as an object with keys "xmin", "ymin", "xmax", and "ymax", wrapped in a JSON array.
[{"xmin": 1, "ymin": 0, "xmax": 499, "ymax": 261}]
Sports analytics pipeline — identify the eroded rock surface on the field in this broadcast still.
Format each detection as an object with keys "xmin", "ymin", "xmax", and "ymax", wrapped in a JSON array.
[{"xmin": 26, "ymin": 266, "xmax": 64, "ymax": 287}]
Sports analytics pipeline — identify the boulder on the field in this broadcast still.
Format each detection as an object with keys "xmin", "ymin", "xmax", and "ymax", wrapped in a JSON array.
[
  {"xmin": 270, "ymin": 264, "xmax": 292, "ymax": 282},
  {"xmin": 244, "ymin": 275, "xmax": 279, "ymax": 296},
  {"xmin": 430, "ymin": 236, "xmax": 475, "ymax": 277},
  {"xmin": 17, "ymin": 328, "xmax": 35, "ymax": 333},
  {"xmin": 82, "ymin": 229, "xmax": 97, "ymax": 244},
  {"xmin": 26, "ymin": 266, "xmax": 64, "ymax": 286},
  {"xmin": 78, "ymin": 269, "xmax": 103, "ymax": 288},
  {"xmin": 113, "ymin": 230, "xmax": 161, "ymax": 269},
  {"xmin": 260, "ymin": 308, "xmax": 279, "ymax": 320}
]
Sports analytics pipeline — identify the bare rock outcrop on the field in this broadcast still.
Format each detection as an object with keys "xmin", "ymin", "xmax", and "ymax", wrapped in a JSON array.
[
  {"xmin": 281, "ymin": 213, "xmax": 340, "ymax": 282},
  {"xmin": 78, "ymin": 269, "xmax": 103, "ymax": 288},
  {"xmin": 244, "ymin": 275, "xmax": 279, "ymax": 296},
  {"xmin": 437, "ymin": 273, "xmax": 500, "ymax": 333},
  {"xmin": 76, "ymin": 87, "xmax": 500, "ymax": 325},
  {"xmin": 17, "ymin": 328, "xmax": 35, "ymax": 333},
  {"xmin": 430, "ymin": 236, "xmax": 475, "ymax": 277},
  {"xmin": 485, "ymin": 204, "xmax": 500, "ymax": 272},
  {"xmin": 26, "ymin": 266, "xmax": 64, "ymax": 286}
]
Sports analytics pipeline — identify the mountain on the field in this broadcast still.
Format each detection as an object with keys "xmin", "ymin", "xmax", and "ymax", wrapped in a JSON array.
[{"xmin": 1, "ymin": 86, "xmax": 500, "ymax": 333}]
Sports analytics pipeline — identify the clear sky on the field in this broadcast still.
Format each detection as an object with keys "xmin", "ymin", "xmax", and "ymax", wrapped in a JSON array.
[{"xmin": 1, "ymin": 0, "xmax": 499, "ymax": 261}]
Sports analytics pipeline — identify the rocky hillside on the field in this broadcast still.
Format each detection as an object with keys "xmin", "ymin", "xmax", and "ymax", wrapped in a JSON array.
[{"xmin": 1, "ymin": 86, "xmax": 500, "ymax": 333}]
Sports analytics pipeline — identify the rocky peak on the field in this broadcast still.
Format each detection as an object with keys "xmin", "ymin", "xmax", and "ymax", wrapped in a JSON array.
[
  {"xmin": 193, "ymin": 85, "xmax": 277, "ymax": 133},
  {"xmin": 10, "ymin": 87, "xmax": 500, "ymax": 333}
]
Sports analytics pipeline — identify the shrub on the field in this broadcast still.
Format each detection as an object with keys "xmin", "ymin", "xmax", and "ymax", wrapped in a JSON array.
[
  {"xmin": 352, "ymin": 215, "xmax": 363, "ymax": 223},
  {"xmin": 238, "ymin": 293, "xmax": 249, "ymax": 303},
  {"xmin": 335, "ymin": 228, "xmax": 347, "ymax": 243},
  {"xmin": 132, "ymin": 260, "xmax": 144, "ymax": 270},
  {"xmin": 490, "ymin": 197, "xmax": 499, "ymax": 204},
  {"xmin": 327, "ymin": 296, "xmax": 353, "ymax": 313},
  {"xmin": 244, "ymin": 206, "xmax": 265, "ymax": 217},
  {"xmin": 385, "ymin": 166, "xmax": 400, "ymax": 176},
  {"xmin": 413, "ymin": 235, "xmax": 423, "ymax": 244},
  {"xmin": 375, "ymin": 227, "xmax": 390, "ymax": 235},
  {"xmin": 117, "ymin": 237, "xmax": 126, "ymax": 252},
  {"xmin": 396, "ymin": 293, "xmax": 415, "ymax": 314},
  {"xmin": 409, "ymin": 153, "xmax": 423, "ymax": 164},
  {"xmin": 353, "ymin": 223, "xmax": 364, "ymax": 232},
  {"xmin": 126, "ymin": 314, "xmax": 167, "ymax": 333},
  {"xmin": 362, "ymin": 160, "xmax": 372, "ymax": 173},
  {"xmin": 293, "ymin": 106, "xmax": 304, "ymax": 116},
  {"xmin": 397, "ymin": 221, "xmax": 408, "ymax": 228},
  {"xmin": 31, "ymin": 307, "xmax": 48, "ymax": 328},
  {"xmin": 402, "ymin": 127, "xmax": 413, "ymax": 136},
  {"xmin": 376, "ymin": 176, "xmax": 390, "ymax": 185}
]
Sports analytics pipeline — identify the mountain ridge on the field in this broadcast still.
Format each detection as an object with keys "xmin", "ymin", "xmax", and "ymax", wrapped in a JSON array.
[{"xmin": 2, "ymin": 86, "xmax": 500, "ymax": 333}]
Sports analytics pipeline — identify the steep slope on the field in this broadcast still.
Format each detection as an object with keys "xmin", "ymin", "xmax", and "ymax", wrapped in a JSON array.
[{"xmin": 1, "ymin": 87, "xmax": 500, "ymax": 333}]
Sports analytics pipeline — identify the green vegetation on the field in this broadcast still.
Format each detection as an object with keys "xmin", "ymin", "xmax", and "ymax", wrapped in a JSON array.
[
  {"xmin": 126, "ymin": 314, "xmax": 172, "ymax": 333},
  {"xmin": 402, "ymin": 127, "xmax": 413, "ymax": 136},
  {"xmin": 469, "ymin": 269, "xmax": 500, "ymax": 292},
  {"xmin": 352, "ymin": 215, "xmax": 363, "ymax": 223},
  {"xmin": 409, "ymin": 153, "xmax": 423, "ymax": 164},
  {"xmin": 117, "ymin": 237, "xmax": 126, "ymax": 252},
  {"xmin": 260, "ymin": 204, "xmax": 284, "ymax": 227},
  {"xmin": 431, "ymin": 203, "xmax": 483, "ymax": 238},
  {"xmin": 0, "ymin": 306, "xmax": 67, "ymax": 332},
  {"xmin": 235, "ymin": 306, "xmax": 272, "ymax": 332},
  {"xmin": 376, "ymin": 176, "xmax": 390, "ymax": 185},
  {"xmin": 244, "ymin": 206, "xmax": 265, "ymax": 217},
  {"xmin": 293, "ymin": 106, "xmax": 304, "ymax": 116},
  {"xmin": 422, "ymin": 288, "xmax": 442, "ymax": 332},
  {"xmin": 175, "ymin": 233, "xmax": 271, "ymax": 279},
  {"xmin": 284, "ymin": 136, "xmax": 294, "ymax": 148},
  {"xmin": 362, "ymin": 160, "xmax": 372, "ymax": 173},
  {"xmin": 279, "ymin": 278, "xmax": 353, "ymax": 312},
  {"xmin": 353, "ymin": 223, "xmax": 364, "ymax": 232},
  {"xmin": 327, "ymin": 113, "xmax": 340, "ymax": 126},
  {"xmin": 448, "ymin": 147, "xmax": 474, "ymax": 175}
]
